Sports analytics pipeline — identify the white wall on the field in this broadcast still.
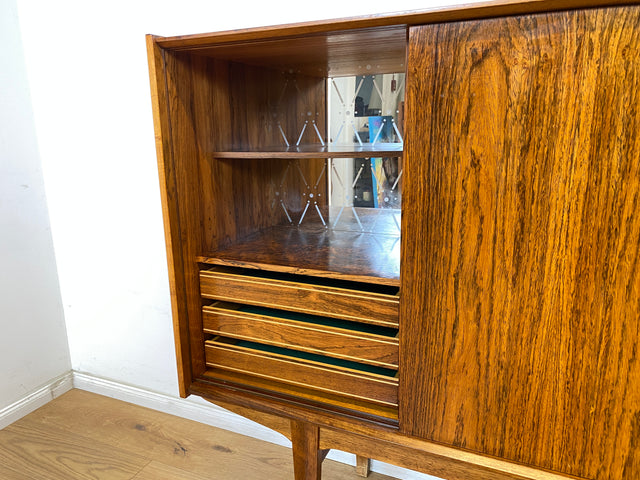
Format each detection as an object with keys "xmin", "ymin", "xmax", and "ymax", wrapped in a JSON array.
[
  {"xmin": 0, "ymin": 0, "xmax": 71, "ymax": 410},
  {"xmin": 16, "ymin": 0, "xmax": 467, "ymax": 398}
]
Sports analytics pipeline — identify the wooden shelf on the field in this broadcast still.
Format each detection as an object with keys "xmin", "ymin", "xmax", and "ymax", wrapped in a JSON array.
[
  {"xmin": 197, "ymin": 210, "xmax": 400, "ymax": 286},
  {"xmin": 212, "ymin": 143, "xmax": 403, "ymax": 159}
]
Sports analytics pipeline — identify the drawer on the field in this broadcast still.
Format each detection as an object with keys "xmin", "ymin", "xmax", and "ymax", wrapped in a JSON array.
[
  {"xmin": 199, "ymin": 268, "xmax": 399, "ymax": 327},
  {"xmin": 203, "ymin": 302, "xmax": 399, "ymax": 368},
  {"xmin": 204, "ymin": 337, "xmax": 398, "ymax": 407}
]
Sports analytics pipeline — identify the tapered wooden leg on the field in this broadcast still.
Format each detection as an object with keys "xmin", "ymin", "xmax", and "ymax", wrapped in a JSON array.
[
  {"xmin": 290, "ymin": 420, "xmax": 329, "ymax": 480},
  {"xmin": 356, "ymin": 455, "xmax": 370, "ymax": 477}
]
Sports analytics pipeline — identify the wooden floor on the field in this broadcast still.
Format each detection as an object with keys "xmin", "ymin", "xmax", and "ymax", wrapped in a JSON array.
[{"xmin": 0, "ymin": 389, "xmax": 398, "ymax": 480}]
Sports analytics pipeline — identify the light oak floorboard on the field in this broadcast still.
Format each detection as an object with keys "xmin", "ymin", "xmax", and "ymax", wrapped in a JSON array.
[
  {"xmin": 132, "ymin": 461, "xmax": 211, "ymax": 480},
  {"xmin": 0, "ymin": 460, "xmax": 44, "ymax": 480},
  {"xmin": 0, "ymin": 421, "xmax": 147, "ymax": 479},
  {"xmin": 1, "ymin": 389, "xmax": 398, "ymax": 480}
]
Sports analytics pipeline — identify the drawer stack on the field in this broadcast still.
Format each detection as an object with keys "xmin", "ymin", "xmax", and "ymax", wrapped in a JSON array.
[{"xmin": 199, "ymin": 266, "xmax": 399, "ymax": 418}]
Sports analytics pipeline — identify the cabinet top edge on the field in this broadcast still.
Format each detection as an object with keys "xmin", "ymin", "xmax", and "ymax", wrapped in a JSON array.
[{"xmin": 149, "ymin": 0, "xmax": 634, "ymax": 49}]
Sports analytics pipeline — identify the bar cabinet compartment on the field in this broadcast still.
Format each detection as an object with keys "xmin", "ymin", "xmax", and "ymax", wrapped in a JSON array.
[
  {"xmin": 202, "ymin": 302, "xmax": 399, "ymax": 368},
  {"xmin": 164, "ymin": 31, "xmax": 406, "ymax": 284},
  {"xmin": 175, "ymin": 26, "xmax": 408, "ymax": 154}
]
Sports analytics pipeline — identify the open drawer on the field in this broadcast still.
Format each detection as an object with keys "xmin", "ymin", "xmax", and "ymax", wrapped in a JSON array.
[
  {"xmin": 204, "ymin": 337, "xmax": 398, "ymax": 408},
  {"xmin": 199, "ymin": 267, "xmax": 399, "ymax": 327},
  {"xmin": 203, "ymin": 302, "xmax": 399, "ymax": 369}
]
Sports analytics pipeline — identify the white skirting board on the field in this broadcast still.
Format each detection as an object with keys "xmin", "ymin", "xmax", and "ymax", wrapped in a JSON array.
[
  {"xmin": 2, "ymin": 371, "xmax": 436, "ymax": 480},
  {"xmin": 71, "ymin": 372, "xmax": 292, "ymax": 448},
  {"xmin": 0, "ymin": 372, "xmax": 74, "ymax": 430}
]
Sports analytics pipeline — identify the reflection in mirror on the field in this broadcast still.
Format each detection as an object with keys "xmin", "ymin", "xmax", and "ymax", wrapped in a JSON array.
[
  {"xmin": 268, "ymin": 156, "xmax": 400, "ymax": 233},
  {"xmin": 267, "ymin": 73, "xmax": 403, "ymax": 240},
  {"xmin": 327, "ymin": 73, "xmax": 404, "ymax": 235},
  {"xmin": 328, "ymin": 73, "xmax": 405, "ymax": 147}
]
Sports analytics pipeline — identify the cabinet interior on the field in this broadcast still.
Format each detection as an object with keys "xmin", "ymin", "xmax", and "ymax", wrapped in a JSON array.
[{"xmin": 163, "ymin": 26, "xmax": 407, "ymax": 286}]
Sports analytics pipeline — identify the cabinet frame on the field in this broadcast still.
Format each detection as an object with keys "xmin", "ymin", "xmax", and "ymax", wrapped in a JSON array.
[{"xmin": 147, "ymin": 2, "xmax": 640, "ymax": 478}]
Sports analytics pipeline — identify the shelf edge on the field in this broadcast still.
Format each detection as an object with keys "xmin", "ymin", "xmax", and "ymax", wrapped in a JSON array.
[{"xmin": 196, "ymin": 256, "xmax": 401, "ymax": 287}]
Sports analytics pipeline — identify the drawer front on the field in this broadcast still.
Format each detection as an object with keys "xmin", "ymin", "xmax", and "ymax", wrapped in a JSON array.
[
  {"xmin": 203, "ymin": 303, "xmax": 399, "ymax": 368},
  {"xmin": 199, "ymin": 269, "xmax": 399, "ymax": 327},
  {"xmin": 205, "ymin": 339, "xmax": 398, "ymax": 407}
]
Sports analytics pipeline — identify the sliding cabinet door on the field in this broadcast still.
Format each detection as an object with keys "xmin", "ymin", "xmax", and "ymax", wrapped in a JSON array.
[{"xmin": 400, "ymin": 7, "xmax": 640, "ymax": 479}]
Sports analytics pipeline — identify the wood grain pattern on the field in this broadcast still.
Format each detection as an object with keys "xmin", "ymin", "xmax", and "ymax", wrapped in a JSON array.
[
  {"xmin": 203, "ymin": 303, "xmax": 399, "ymax": 368},
  {"xmin": 321, "ymin": 429, "xmax": 582, "ymax": 480},
  {"xmin": 132, "ymin": 461, "xmax": 211, "ymax": 480},
  {"xmin": 400, "ymin": 6, "xmax": 640, "ymax": 480},
  {"xmin": 150, "ymin": 44, "xmax": 330, "ymax": 395},
  {"xmin": 204, "ymin": 340, "xmax": 398, "ymax": 407},
  {"xmin": 0, "ymin": 421, "xmax": 147, "ymax": 479},
  {"xmin": 150, "ymin": 4, "xmax": 640, "ymax": 479},
  {"xmin": 291, "ymin": 421, "xmax": 328, "ymax": 480},
  {"xmin": 202, "ymin": 395, "xmax": 294, "ymax": 440},
  {"xmin": 192, "ymin": 381, "xmax": 578, "ymax": 480},
  {"xmin": 0, "ymin": 463, "xmax": 26, "ymax": 480},
  {"xmin": 17, "ymin": 389, "xmax": 294, "ymax": 479},
  {"xmin": 200, "ymin": 212, "xmax": 401, "ymax": 285},
  {"xmin": 200, "ymin": 268, "xmax": 399, "ymax": 327},
  {"xmin": 161, "ymin": 49, "xmax": 209, "ymax": 384},
  {"xmin": 198, "ymin": 382, "xmax": 581, "ymax": 480},
  {"xmin": 5, "ymin": 389, "xmax": 397, "ymax": 480},
  {"xmin": 210, "ymin": 143, "xmax": 403, "ymax": 158},
  {"xmin": 193, "ymin": 57, "xmax": 327, "ymax": 253},
  {"xmin": 201, "ymin": 368, "xmax": 399, "ymax": 422},
  {"xmin": 146, "ymin": 36, "xmax": 194, "ymax": 397},
  {"xmin": 223, "ymin": 61, "xmax": 326, "ymax": 151},
  {"xmin": 190, "ymin": 57, "xmax": 292, "ymax": 252}
]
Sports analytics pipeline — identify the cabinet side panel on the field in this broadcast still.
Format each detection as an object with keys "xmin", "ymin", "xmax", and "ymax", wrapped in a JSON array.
[
  {"xmin": 146, "ymin": 36, "xmax": 194, "ymax": 396},
  {"xmin": 400, "ymin": 7, "xmax": 640, "ymax": 479},
  {"xmin": 160, "ymin": 50, "xmax": 208, "ymax": 382}
]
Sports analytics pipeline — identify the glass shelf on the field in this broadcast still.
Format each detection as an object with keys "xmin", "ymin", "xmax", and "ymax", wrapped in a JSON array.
[{"xmin": 212, "ymin": 143, "xmax": 403, "ymax": 159}]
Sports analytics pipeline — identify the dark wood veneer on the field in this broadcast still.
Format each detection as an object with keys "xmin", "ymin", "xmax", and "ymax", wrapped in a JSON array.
[
  {"xmin": 202, "ymin": 302, "xmax": 399, "ymax": 368},
  {"xmin": 148, "ymin": 3, "xmax": 640, "ymax": 479},
  {"xmin": 401, "ymin": 6, "xmax": 640, "ymax": 479},
  {"xmin": 199, "ymin": 267, "xmax": 399, "ymax": 327},
  {"xmin": 211, "ymin": 144, "xmax": 403, "ymax": 159},
  {"xmin": 198, "ymin": 219, "xmax": 401, "ymax": 286}
]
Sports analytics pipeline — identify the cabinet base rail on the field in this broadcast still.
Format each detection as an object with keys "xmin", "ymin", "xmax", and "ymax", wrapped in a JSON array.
[{"xmin": 193, "ymin": 383, "xmax": 584, "ymax": 480}]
